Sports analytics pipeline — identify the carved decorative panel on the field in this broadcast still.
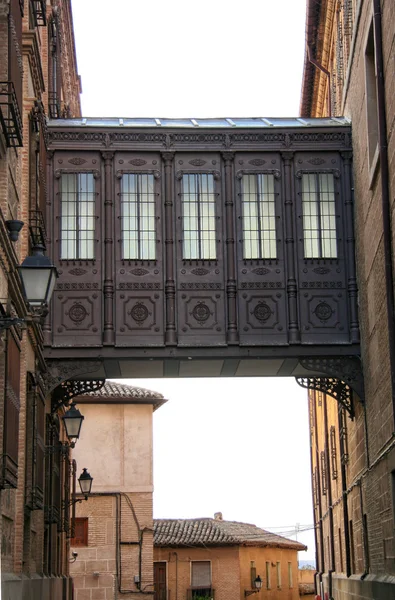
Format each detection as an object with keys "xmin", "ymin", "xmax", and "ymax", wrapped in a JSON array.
[
  {"xmin": 53, "ymin": 292, "xmax": 102, "ymax": 346},
  {"xmin": 294, "ymin": 152, "xmax": 350, "ymax": 343},
  {"xmin": 238, "ymin": 293, "xmax": 287, "ymax": 345},
  {"xmin": 115, "ymin": 291, "xmax": 164, "ymax": 346},
  {"xmin": 177, "ymin": 292, "xmax": 226, "ymax": 345}
]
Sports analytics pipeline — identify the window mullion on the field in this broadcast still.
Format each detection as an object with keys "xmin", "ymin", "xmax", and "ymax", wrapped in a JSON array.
[
  {"xmin": 196, "ymin": 174, "xmax": 202, "ymax": 260},
  {"xmin": 316, "ymin": 174, "xmax": 323, "ymax": 258},
  {"xmin": 256, "ymin": 174, "xmax": 263, "ymax": 260},
  {"xmin": 137, "ymin": 174, "xmax": 141, "ymax": 260},
  {"xmin": 75, "ymin": 174, "xmax": 80, "ymax": 260}
]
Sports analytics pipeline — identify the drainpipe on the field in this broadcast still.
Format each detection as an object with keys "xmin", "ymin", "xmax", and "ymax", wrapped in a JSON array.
[
  {"xmin": 337, "ymin": 406, "xmax": 351, "ymax": 577},
  {"xmin": 372, "ymin": 0, "xmax": 395, "ymax": 430},
  {"xmin": 313, "ymin": 393, "xmax": 325, "ymax": 593},
  {"xmin": 309, "ymin": 397, "xmax": 320, "ymax": 595},
  {"xmin": 359, "ymin": 481, "xmax": 370, "ymax": 579},
  {"xmin": 323, "ymin": 393, "xmax": 335, "ymax": 599},
  {"xmin": 307, "ymin": 45, "xmax": 332, "ymax": 117}
]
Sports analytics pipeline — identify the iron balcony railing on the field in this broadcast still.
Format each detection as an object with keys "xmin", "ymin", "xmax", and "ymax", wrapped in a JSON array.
[
  {"xmin": 187, "ymin": 588, "xmax": 215, "ymax": 600},
  {"xmin": 48, "ymin": 92, "xmax": 60, "ymax": 119},
  {"xmin": 0, "ymin": 82, "xmax": 23, "ymax": 147},
  {"xmin": 30, "ymin": 0, "xmax": 46, "ymax": 26},
  {"xmin": 29, "ymin": 209, "xmax": 47, "ymax": 249}
]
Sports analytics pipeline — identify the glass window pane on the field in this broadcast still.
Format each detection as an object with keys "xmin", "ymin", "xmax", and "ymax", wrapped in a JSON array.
[
  {"xmin": 241, "ymin": 173, "xmax": 276, "ymax": 259},
  {"xmin": 121, "ymin": 173, "xmax": 156, "ymax": 260},
  {"xmin": 182, "ymin": 174, "xmax": 216, "ymax": 260}
]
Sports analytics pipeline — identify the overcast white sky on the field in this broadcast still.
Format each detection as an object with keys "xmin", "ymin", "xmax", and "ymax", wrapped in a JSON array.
[{"xmin": 71, "ymin": 0, "xmax": 315, "ymax": 560}]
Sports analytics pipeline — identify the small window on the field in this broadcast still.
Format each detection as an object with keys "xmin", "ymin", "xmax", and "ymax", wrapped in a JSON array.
[
  {"xmin": 365, "ymin": 23, "xmax": 379, "ymax": 169},
  {"xmin": 302, "ymin": 173, "xmax": 337, "ymax": 258},
  {"xmin": 276, "ymin": 562, "xmax": 281, "ymax": 589},
  {"xmin": 190, "ymin": 561, "xmax": 211, "ymax": 598},
  {"xmin": 321, "ymin": 450, "xmax": 327, "ymax": 495},
  {"xmin": 241, "ymin": 173, "xmax": 277, "ymax": 259},
  {"xmin": 60, "ymin": 173, "xmax": 95, "ymax": 260},
  {"xmin": 288, "ymin": 562, "xmax": 293, "ymax": 588},
  {"xmin": 265, "ymin": 561, "xmax": 271, "ymax": 589},
  {"xmin": 121, "ymin": 173, "xmax": 156, "ymax": 260},
  {"xmin": 182, "ymin": 174, "xmax": 216, "ymax": 260},
  {"xmin": 349, "ymin": 520, "xmax": 356, "ymax": 574},
  {"xmin": 71, "ymin": 517, "xmax": 88, "ymax": 547},
  {"xmin": 338, "ymin": 528, "xmax": 344, "ymax": 572},
  {"xmin": 330, "ymin": 425, "xmax": 338, "ymax": 480}
]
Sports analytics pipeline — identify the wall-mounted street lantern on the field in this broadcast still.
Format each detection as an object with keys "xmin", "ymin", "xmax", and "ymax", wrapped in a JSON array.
[
  {"xmin": 78, "ymin": 468, "xmax": 93, "ymax": 498},
  {"xmin": 17, "ymin": 244, "xmax": 58, "ymax": 309},
  {"xmin": 64, "ymin": 468, "xmax": 94, "ymax": 508},
  {"xmin": 245, "ymin": 576, "xmax": 262, "ymax": 597},
  {"xmin": 0, "ymin": 243, "xmax": 58, "ymax": 331},
  {"xmin": 62, "ymin": 403, "xmax": 84, "ymax": 442}
]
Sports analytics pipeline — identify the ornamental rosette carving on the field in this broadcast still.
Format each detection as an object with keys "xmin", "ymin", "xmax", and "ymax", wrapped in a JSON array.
[
  {"xmin": 307, "ymin": 158, "xmax": 325, "ymax": 165},
  {"xmin": 129, "ymin": 158, "xmax": 147, "ymax": 166},
  {"xmin": 191, "ymin": 302, "xmax": 212, "ymax": 324},
  {"xmin": 191, "ymin": 268, "xmax": 210, "ymax": 276},
  {"xmin": 248, "ymin": 159, "xmax": 266, "ymax": 166},
  {"xmin": 68, "ymin": 158, "xmax": 87, "ymax": 165},
  {"xmin": 188, "ymin": 159, "xmax": 206, "ymax": 166},
  {"xmin": 69, "ymin": 268, "xmax": 87, "ymax": 276},
  {"xmin": 130, "ymin": 268, "xmax": 149, "ymax": 276},
  {"xmin": 129, "ymin": 302, "xmax": 150, "ymax": 325},
  {"xmin": 252, "ymin": 301, "xmax": 272, "ymax": 323}
]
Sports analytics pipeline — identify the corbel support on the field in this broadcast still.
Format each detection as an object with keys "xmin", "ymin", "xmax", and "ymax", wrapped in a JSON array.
[{"xmin": 295, "ymin": 355, "xmax": 364, "ymax": 419}]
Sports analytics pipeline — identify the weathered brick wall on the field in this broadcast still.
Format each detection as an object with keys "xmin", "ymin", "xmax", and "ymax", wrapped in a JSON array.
[{"xmin": 71, "ymin": 492, "xmax": 154, "ymax": 600}]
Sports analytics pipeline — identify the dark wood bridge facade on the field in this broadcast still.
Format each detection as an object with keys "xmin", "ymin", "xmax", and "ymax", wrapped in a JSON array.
[{"xmin": 43, "ymin": 117, "xmax": 360, "ymax": 396}]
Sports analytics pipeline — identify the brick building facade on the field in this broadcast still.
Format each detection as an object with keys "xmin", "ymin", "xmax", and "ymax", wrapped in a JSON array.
[
  {"xmin": 0, "ymin": 1, "xmax": 81, "ymax": 599},
  {"xmin": 69, "ymin": 381, "xmax": 167, "ymax": 600},
  {"xmin": 153, "ymin": 515, "xmax": 306, "ymax": 600},
  {"xmin": 301, "ymin": 1, "xmax": 395, "ymax": 598}
]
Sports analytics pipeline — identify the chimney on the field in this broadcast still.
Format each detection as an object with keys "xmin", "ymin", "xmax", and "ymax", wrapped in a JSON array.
[{"xmin": 214, "ymin": 512, "xmax": 223, "ymax": 521}]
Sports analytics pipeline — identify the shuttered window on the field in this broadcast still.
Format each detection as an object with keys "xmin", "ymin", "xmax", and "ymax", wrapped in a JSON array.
[
  {"xmin": 48, "ymin": 15, "xmax": 62, "ymax": 118},
  {"xmin": 9, "ymin": 0, "xmax": 23, "ymax": 111},
  {"xmin": 191, "ymin": 561, "xmax": 211, "ymax": 587},
  {"xmin": 2, "ymin": 333, "xmax": 20, "ymax": 488},
  {"xmin": 71, "ymin": 518, "xmax": 88, "ymax": 547},
  {"xmin": 25, "ymin": 373, "xmax": 45, "ymax": 509}
]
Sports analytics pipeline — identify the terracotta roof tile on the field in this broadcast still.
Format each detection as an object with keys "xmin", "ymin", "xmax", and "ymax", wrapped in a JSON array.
[
  {"xmin": 75, "ymin": 381, "xmax": 166, "ymax": 410},
  {"xmin": 154, "ymin": 518, "xmax": 307, "ymax": 551}
]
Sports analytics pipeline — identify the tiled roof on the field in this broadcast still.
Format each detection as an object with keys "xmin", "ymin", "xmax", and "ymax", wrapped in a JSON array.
[
  {"xmin": 76, "ymin": 381, "xmax": 166, "ymax": 410},
  {"xmin": 49, "ymin": 116, "xmax": 350, "ymax": 129},
  {"xmin": 154, "ymin": 518, "xmax": 307, "ymax": 551},
  {"xmin": 84, "ymin": 381, "xmax": 163, "ymax": 399}
]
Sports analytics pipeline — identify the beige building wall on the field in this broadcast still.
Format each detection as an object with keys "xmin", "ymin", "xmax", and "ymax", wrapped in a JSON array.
[{"xmin": 70, "ymin": 396, "xmax": 157, "ymax": 600}]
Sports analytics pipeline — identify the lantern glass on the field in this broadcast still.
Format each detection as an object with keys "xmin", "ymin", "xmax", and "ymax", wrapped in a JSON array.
[
  {"xmin": 254, "ymin": 576, "xmax": 262, "ymax": 590},
  {"xmin": 17, "ymin": 245, "xmax": 58, "ymax": 306},
  {"xmin": 62, "ymin": 403, "xmax": 84, "ymax": 440},
  {"xmin": 78, "ymin": 468, "xmax": 93, "ymax": 496}
]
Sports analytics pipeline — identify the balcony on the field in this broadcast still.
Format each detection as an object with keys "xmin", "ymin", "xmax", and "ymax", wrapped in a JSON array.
[
  {"xmin": 49, "ymin": 92, "xmax": 60, "ymax": 119},
  {"xmin": 29, "ymin": 209, "xmax": 47, "ymax": 249},
  {"xmin": 0, "ymin": 82, "xmax": 23, "ymax": 147},
  {"xmin": 30, "ymin": 0, "xmax": 46, "ymax": 26},
  {"xmin": 187, "ymin": 588, "xmax": 215, "ymax": 600}
]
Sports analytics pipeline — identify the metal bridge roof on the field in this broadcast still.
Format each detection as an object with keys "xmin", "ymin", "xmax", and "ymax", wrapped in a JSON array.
[{"xmin": 48, "ymin": 116, "xmax": 350, "ymax": 129}]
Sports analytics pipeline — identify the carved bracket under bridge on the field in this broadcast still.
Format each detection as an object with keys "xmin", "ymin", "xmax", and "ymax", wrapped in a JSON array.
[{"xmin": 295, "ymin": 356, "xmax": 364, "ymax": 419}]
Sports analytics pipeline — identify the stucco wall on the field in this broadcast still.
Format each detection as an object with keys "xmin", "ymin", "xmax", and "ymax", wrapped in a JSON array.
[{"xmin": 72, "ymin": 403, "xmax": 153, "ymax": 493}]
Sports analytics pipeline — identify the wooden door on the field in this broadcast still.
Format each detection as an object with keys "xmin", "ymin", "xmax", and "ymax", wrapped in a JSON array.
[{"xmin": 154, "ymin": 562, "xmax": 167, "ymax": 600}]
